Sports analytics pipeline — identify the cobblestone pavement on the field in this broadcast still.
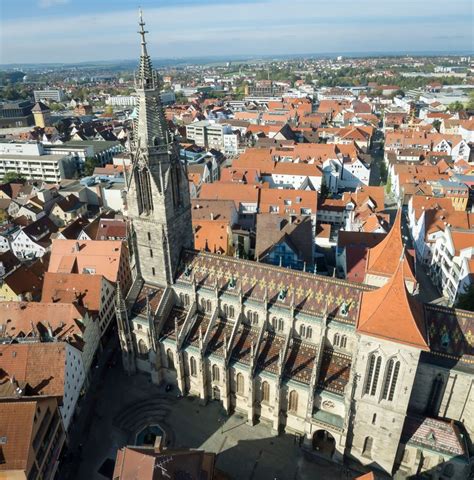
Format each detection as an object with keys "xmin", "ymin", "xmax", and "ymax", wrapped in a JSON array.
[{"xmin": 66, "ymin": 350, "xmax": 369, "ymax": 480}]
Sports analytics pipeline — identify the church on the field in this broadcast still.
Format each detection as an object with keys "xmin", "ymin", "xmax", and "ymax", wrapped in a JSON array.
[{"xmin": 116, "ymin": 14, "xmax": 473, "ymax": 478}]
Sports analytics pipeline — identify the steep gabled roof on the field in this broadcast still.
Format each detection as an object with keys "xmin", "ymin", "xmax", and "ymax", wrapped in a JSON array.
[
  {"xmin": 365, "ymin": 209, "xmax": 415, "ymax": 281},
  {"xmin": 358, "ymin": 260, "xmax": 428, "ymax": 349}
]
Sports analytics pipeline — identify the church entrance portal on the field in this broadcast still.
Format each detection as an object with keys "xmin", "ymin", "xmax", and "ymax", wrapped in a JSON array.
[
  {"xmin": 212, "ymin": 386, "xmax": 221, "ymax": 401},
  {"xmin": 312, "ymin": 430, "xmax": 336, "ymax": 458}
]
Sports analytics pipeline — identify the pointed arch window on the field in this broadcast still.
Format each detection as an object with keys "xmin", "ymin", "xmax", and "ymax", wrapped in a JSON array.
[
  {"xmin": 134, "ymin": 166, "xmax": 154, "ymax": 215},
  {"xmin": 340, "ymin": 335, "xmax": 347, "ymax": 349},
  {"xmin": 190, "ymin": 356, "xmax": 197, "ymax": 377},
  {"xmin": 382, "ymin": 358, "xmax": 400, "ymax": 401},
  {"xmin": 223, "ymin": 304, "xmax": 229, "ymax": 316},
  {"xmin": 206, "ymin": 300, "xmax": 212, "ymax": 312},
  {"xmin": 166, "ymin": 349, "xmax": 175, "ymax": 370},
  {"xmin": 364, "ymin": 354, "xmax": 382, "ymax": 396},
  {"xmin": 288, "ymin": 390, "xmax": 298, "ymax": 413},
  {"xmin": 300, "ymin": 325, "xmax": 306, "ymax": 337},
  {"xmin": 362, "ymin": 436, "xmax": 373, "ymax": 458},
  {"xmin": 333, "ymin": 333, "xmax": 340, "ymax": 347},
  {"xmin": 212, "ymin": 364, "xmax": 220, "ymax": 382},
  {"xmin": 272, "ymin": 317, "xmax": 277, "ymax": 329},
  {"xmin": 236, "ymin": 373, "xmax": 244, "ymax": 395},
  {"xmin": 426, "ymin": 374, "xmax": 444, "ymax": 415},
  {"xmin": 278, "ymin": 318, "xmax": 284, "ymax": 332},
  {"xmin": 306, "ymin": 326, "xmax": 312, "ymax": 339},
  {"xmin": 229, "ymin": 306, "xmax": 235, "ymax": 319},
  {"xmin": 137, "ymin": 339, "xmax": 148, "ymax": 359},
  {"xmin": 261, "ymin": 381, "xmax": 270, "ymax": 403}
]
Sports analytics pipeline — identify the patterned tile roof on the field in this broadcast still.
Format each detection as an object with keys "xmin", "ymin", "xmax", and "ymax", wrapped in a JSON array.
[
  {"xmin": 424, "ymin": 305, "xmax": 474, "ymax": 370},
  {"xmin": 160, "ymin": 306, "xmax": 187, "ymax": 341},
  {"xmin": 256, "ymin": 332, "xmax": 286, "ymax": 375},
  {"xmin": 131, "ymin": 283, "xmax": 164, "ymax": 317},
  {"xmin": 317, "ymin": 348, "xmax": 352, "ymax": 395},
  {"xmin": 401, "ymin": 416, "xmax": 466, "ymax": 457},
  {"xmin": 206, "ymin": 318, "xmax": 233, "ymax": 357},
  {"xmin": 185, "ymin": 312, "xmax": 210, "ymax": 348},
  {"xmin": 231, "ymin": 324, "xmax": 260, "ymax": 365},
  {"xmin": 284, "ymin": 339, "xmax": 317, "ymax": 384},
  {"xmin": 178, "ymin": 250, "xmax": 368, "ymax": 325}
]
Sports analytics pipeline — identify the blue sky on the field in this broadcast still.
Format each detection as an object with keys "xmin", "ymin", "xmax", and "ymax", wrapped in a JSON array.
[{"xmin": 0, "ymin": 0, "xmax": 472, "ymax": 64}]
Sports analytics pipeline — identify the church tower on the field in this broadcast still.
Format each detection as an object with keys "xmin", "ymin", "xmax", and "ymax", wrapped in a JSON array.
[{"xmin": 126, "ymin": 11, "xmax": 193, "ymax": 286}]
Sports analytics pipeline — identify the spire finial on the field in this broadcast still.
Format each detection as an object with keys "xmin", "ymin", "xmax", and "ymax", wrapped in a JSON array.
[{"xmin": 138, "ymin": 8, "xmax": 148, "ymax": 56}]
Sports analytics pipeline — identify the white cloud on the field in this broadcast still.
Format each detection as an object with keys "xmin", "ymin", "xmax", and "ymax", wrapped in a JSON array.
[
  {"xmin": 1, "ymin": 0, "xmax": 472, "ymax": 63},
  {"xmin": 38, "ymin": 0, "xmax": 70, "ymax": 8}
]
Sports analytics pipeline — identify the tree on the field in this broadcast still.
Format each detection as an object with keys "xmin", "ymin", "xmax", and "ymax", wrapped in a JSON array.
[
  {"xmin": 2, "ymin": 172, "xmax": 26, "ymax": 183},
  {"xmin": 83, "ymin": 157, "xmax": 98, "ymax": 176},
  {"xmin": 432, "ymin": 119, "xmax": 441, "ymax": 132},
  {"xmin": 448, "ymin": 101, "xmax": 464, "ymax": 112},
  {"xmin": 385, "ymin": 173, "xmax": 392, "ymax": 193},
  {"xmin": 467, "ymin": 91, "xmax": 474, "ymax": 110},
  {"xmin": 456, "ymin": 284, "xmax": 474, "ymax": 312}
]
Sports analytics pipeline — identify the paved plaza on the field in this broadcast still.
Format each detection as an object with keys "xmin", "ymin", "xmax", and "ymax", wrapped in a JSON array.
[{"xmin": 65, "ymin": 340, "xmax": 364, "ymax": 480}]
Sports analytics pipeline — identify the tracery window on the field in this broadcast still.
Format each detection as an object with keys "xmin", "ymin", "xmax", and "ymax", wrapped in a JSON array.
[
  {"xmin": 364, "ymin": 354, "xmax": 381, "ymax": 396},
  {"xmin": 288, "ymin": 390, "xmax": 298, "ymax": 413},
  {"xmin": 382, "ymin": 358, "xmax": 400, "ymax": 401}
]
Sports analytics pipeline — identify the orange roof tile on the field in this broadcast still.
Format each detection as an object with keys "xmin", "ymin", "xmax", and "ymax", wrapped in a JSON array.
[
  {"xmin": 366, "ymin": 210, "xmax": 415, "ymax": 280},
  {"xmin": 358, "ymin": 261, "xmax": 428, "ymax": 349}
]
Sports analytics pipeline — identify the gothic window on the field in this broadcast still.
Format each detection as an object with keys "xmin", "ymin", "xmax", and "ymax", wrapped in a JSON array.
[
  {"xmin": 137, "ymin": 340, "xmax": 148, "ymax": 359},
  {"xmin": 300, "ymin": 325, "xmax": 306, "ymax": 337},
  {"xmin": 184, "ymin": 294, "xmax": 190, "ymax": 306},
  {"xmin": 229, "ymin": 306, "xmax": 235, "ymax": 319},
  {"xmin": 206, "ymin": 300, "xmax": 212, "ymax": 312},
  {"xmin": 212, "ymin": 364, "xmax": 220, "ymax": 382},
  {"xmin": 306, "ymin": 326, "xmax": 312, "ymax": 339},
  {"xmin": 152, "ymin": 267, "xmax": 156, "ymax": 276},
  {"xmin": 253, "ymin": 312, "xmax": 259, "ymax": 324},
  {"xmin": 382, "ymin": 358, "xmax": 400, "ymax": 401},
  {"xmin": 166, "ymin": 349, "xmax": 175, "ymax": 370},
  {"xmin": 247, "ymin": 310, "xmax": 253, "ymax": 323},
  {"xmin": 278, "ymin": 318, "xmax": 284, "ymax": 331},
  {"xmin": 340, "ymin": 335, "xmax": 347, "ymax": 349},
  {"xmin": 236, "ymin": 373, "xmax": 244, "ymax": 395},
  {"xmin": 223, "ymin": 304, "xmax": 229, "ymax": 316},
  {"xmin": 333, "ymin": 333, "xmax": 340, "ymax": 347},
  {"xmin": 372, "ymin": 413, "xmax": 377, "ymax": 425},
  {"xmin": 426, "ymin": 374, "xmax": 444, "ymax": 415},
  {"xmin": 364, "ymin": 354, "xmax": 382, "ymax": 396},
  {"xmin": 288, "ymin": 390, "xmax": 298, "ymax": 413},
  {"xmin": 201, "ymin": 298, "xmax": 206, "ymax": 311},
  {"xmin": 180, "ymin": 293, "xmax": 184, "ymax": 304},
  {"xmin": 362, "ymin": 436, "xmax": 373, "ymax": 458},
  {"xmin": 134, "ymin": 167, "xmax": 154, "ymax": 215},
  {"xmin": 262, "ymin": 381, "xmax": 270, "ymax": 403},
  {"xmin": 272, "ymin": 317, "xmax": 277, "ymax": 329},
  {"xmin": 190, "ymin": 356, "xmax": 197, "ymax": 377}
]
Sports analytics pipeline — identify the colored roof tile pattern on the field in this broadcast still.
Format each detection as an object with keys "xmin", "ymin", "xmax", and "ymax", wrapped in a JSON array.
[
  {"xmin": 317, "ymin": 348, "xmax": 351, "ymax": 395},
  {"xmin": 131, "ymin": 283, "xmax": 164, "ymax": 317},
  {"xmin": 231, "ymin": 324, "xmax": 260, "ymax": 365},
  {"xmin": 424, "ymin": 305, "xmax": 474, "ymax": 368},
  {"xmin": 401, "ymin": 416, "xmax": 465, "ymax": 457},
  {"xmin": 185, "ymin": 312, "xmax": 211, "ymax": 348},
  {"xmin": 284, "ymin": 339, "xmax": 317, "ymax": 384},
  {"xmin": 178, "ymin": 250, "xmax": 368, "ymax": 325},
  {"xmin": 160, "ymin": 306, "xmax": 187, "ymax": 340},
  {"xmin": 257, "ymin": 332, "xmax": 286, "ymax": 375},
  {"xmin": 359, "ymin": 261, "xmax": 428, "ymax": 349},
  {"xmin": 206, "ymin": 318, "xmax": 233, "ymax": 357}
]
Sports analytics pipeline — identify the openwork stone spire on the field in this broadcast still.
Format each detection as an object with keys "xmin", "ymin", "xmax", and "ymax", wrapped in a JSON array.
[{"xmin": 133, "ymin": 9, "xmax": 170, "ymax": 151}]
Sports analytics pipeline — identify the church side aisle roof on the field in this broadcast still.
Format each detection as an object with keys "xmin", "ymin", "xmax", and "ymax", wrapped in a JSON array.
[
  {"xmin": 256, "ymin": 332, "xmax": 286, "ymax": 375},
  {"xmin": 131, "ymin": 283, "xmax": 164, "ymax": 318},
  {"xmin": 177, "ymin": 250, "xmax": 369, "ymax": 325},
  {"xmin": 206, "ymin": 318, "xmax": 234, "ymax": 357},
  {"xmin": 231, "ymin": 324, "xmax": 260, "ymax": 365},
  {"xmin": 284, "ymin": 339, "xmax": 318, "ymax": 384},
  {"xmin": 317, "ymin": 348, "xmax": 352, "ymax": 394},
  {"xmin": 358, "ymin": 260, "xmax": 428, "ymax": 349},
  {"xmin": 160, "ymin": 306, "xmax": 187, "ymax": 341}
]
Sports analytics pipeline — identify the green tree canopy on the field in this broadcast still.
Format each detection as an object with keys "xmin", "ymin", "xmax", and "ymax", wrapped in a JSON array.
[{"xmin": 456, "ymin": 284, "xmax": 474, "ymax": 312}]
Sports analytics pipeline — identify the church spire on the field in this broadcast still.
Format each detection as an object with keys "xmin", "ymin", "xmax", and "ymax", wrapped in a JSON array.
[{"xmin": 136, "ymin": 9, "xmax": 154, "ymax": 90}]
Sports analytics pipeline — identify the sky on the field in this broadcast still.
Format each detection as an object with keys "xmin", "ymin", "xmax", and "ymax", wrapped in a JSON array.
[{"xmin": 0, "ymin": 0, "xmax": 473, "ymax": 64}]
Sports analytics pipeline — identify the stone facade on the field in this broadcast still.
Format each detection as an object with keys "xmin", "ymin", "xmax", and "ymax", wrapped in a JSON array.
[{"xmin": 117, "ymin": 15, "xmax": 474, "ymax": 479}]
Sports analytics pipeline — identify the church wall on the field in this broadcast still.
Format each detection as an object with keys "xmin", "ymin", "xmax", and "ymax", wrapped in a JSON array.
[{"xmin": 349, "ymin": 336, "xmax": 422, "ymax": 474}]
